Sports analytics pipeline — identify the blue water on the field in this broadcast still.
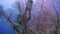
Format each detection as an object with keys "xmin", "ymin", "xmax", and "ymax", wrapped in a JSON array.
[{"xmin": 0, "ymin": 16, "xmax": 14, "ymax": 34}]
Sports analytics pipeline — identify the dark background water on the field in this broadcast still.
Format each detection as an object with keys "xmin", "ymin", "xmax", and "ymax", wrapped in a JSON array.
[{"xmin": 0, "ymin": 16, "xmax": 14, "ymax": 34}]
